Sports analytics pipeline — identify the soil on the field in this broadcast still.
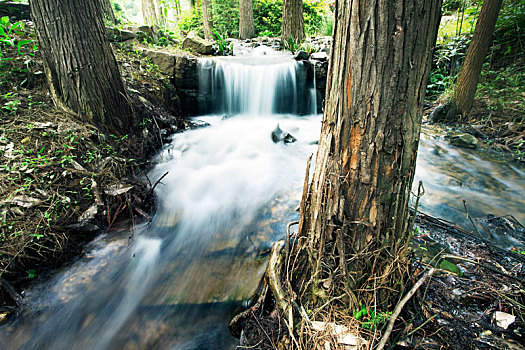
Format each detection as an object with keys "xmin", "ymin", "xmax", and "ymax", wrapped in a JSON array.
[{"xmin": 0, "ymin": 21, "xmax": 189, "ymax": 312}]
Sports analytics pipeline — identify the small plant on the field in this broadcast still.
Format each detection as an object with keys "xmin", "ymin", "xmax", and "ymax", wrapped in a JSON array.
[
  {"xmin": 282, "ymin": 35, "xmax": 300, "ymax": 54},
  {"xmin": 353, "ymin": 304, "xmax": 391, "ymax": 330},
  {"xmin": 212, "ymin": 29, "xmax": 231, "ymax": 56}
]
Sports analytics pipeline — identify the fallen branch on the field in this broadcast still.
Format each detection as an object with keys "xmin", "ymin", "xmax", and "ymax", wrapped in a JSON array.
[{"xmin": 376, "ymin": 267, "xmax": 436, "ymax": 350}]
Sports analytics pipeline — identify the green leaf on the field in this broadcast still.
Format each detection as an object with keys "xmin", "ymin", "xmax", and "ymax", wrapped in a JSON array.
[
  {"xmin": 17, "ymin": 39, "xmax": 32, "ymax": 54},
  {"xmin": 439, "ymin": 259, "xmax": 462, "ymax": 276}
]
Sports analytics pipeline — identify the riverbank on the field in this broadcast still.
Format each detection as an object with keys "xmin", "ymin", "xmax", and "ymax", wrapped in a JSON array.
[{"xmin": 0, "ymin": 22, "xmax": 186, "ymax": 312}]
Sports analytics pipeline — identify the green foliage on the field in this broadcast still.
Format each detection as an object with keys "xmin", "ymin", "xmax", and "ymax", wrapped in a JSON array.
[
  {"xmin": 212, "ymin": 29, "xmax": 233, "ymax": 55},
  {"xmin": 353, "ymin": 305, "xmax": 391, "ymax": 330},
  {"xmin": 253, "ymin": 0, "xmax": 283, "ymax": 37},
  {"xmin": 282, "ymin": 35, "xmax": 300, "ymax": 54},
  {"xmin": 491, "ymin": 0, "xmax": 525, "ymax": 65},
  {"xmin": 177, "ymin": 0, "xmax": 331, "ymax": 39}
]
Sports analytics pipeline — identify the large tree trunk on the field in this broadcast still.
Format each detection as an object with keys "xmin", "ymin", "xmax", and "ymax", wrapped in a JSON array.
[
  {"xmin": 281, "ymin": 0, "xmax": 304, "ymax": 44},
  {"xmin": 100, "ymin": 0, "xmax": 116, "ymax": 24},
  {"xmin": 446, "ymin": 0, "xmax": 503, "ymax": 120},
  {"xmin": 142, "ymin": 0, "xmax": 158, "ymax": 26},
  {"xmin": 294, "ymin": 0, "xmax": 442, "ymax": 311},
  {"xmin": 202, "ymin": 0, "xmax": 213, "ymax": 40},
  {"xmin": 30, "ymin": 0, "xmax": 133, "ymax": 132},
  {"xmin": 239, "ymin": 0, "xmax": 255, "ymax": 39}
]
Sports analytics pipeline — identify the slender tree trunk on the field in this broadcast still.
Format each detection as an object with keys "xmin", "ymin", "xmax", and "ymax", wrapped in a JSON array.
[
  {"xmin": 142, "ymin": 0, "xmax": 158, "ymax": 26},
  {"xmin": 155, "ymin": 0, "xmax": 166, "ymax": 28},
  {"xmin": 202, "ymin": 0, "xmax": 213, "ymax": 40},
  {"xmin": 294, "ymin": 0, "xmax": 442, "ymax": 311},
  {"xmin": 100, "ymin": 0, "xmax": 117, "ymax": 24},
  {"xmin": 239, "ymin": 0, "xmax": 255, "ymax": 39},
  {"xmin": 30, "ymin": 0, "xmax": 133, "ymax": 132},
  {"xmin": 281, "ymin": 0, "xmax": 304, "ymax": 44},
  {"xmin": 446, "ymin": 0, "xmax": 503, "ymax": 120}
]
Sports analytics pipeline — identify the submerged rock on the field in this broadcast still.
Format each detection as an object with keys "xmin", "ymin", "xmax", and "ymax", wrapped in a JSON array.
[
  {"xmin": 271, "ymin": 124, "xmax": 297, "ymax": 144},
  {"xmin": 449, "ymin": 133, "xmax": 478, "ymax": 149}
]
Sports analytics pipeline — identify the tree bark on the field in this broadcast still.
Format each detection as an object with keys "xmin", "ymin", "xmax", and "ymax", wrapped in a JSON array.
[
  {"xmin": 281, "ymin": 0, "xmax": 304, "ymax": 44},
  {"xmin": 447, "ymin": 0, "xmax": 503, "ymax": 120},
  {"xmin": 142, "ymin": 0, "xmax": 158, "ymax": 26},
  {"xmin": 294, "ymin": 0, "xmax": 442, "ymax": 311},
  {"xmin": 30, "ymin": 0, "xmax": 133, "ymax": 132},
  {"xmin": 239, "ymin": 0, "xmax": 255, "ymax": 39},
  {"xmin": 155, "ymin": 0, "xmax": 166, "ymax": 28},
  {"xmin": 100, "ymin": 0, "xmax": 116, "ymax": 24},
  {"xmin": 202, "ymin": 0, "xmax": 213, "ymax": 40}
]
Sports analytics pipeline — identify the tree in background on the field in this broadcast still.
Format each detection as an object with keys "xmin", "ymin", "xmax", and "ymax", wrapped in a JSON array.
[
  {"xmin": 142, "ymin": 0, "xmax": 158, "ymax": 25},
  {"xmin": 281, "ymin": 0, "xmax": 304, "ymax": 43},
  {"xmin": 30, "ymin": 0, "xmax": 134, "ymax": 132},
  {"xmin": 100, "ymin": 0, "xmax": 117, "ymax": 24},
  {"xmin": 444, "ymin": 0, "xmax": 504, "ymax": 120},
  {"xmin": 202, "ymin": 0, "xmax": 214, "ymax": 39},
  {"xmin": 239, "ymin": 0, "xmax": 255, "ymax": 39},
  {"xmin": 289, "ymin": 0, "xmax": 442, "ymax": 319}
]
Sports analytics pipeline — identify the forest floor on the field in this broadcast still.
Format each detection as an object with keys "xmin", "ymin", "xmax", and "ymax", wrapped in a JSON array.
[{"xmin": 0, "ymin": 22, "xmax": 188, "ymax": 313}]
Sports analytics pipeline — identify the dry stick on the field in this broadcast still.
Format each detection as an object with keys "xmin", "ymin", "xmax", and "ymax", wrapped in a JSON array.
[
  {"xmin": 376, "ymin": 267, "xmax": 436, "ymax": 350},
  {"xmin": 149, "ymin": 171, "xmax": 169, "ymax": 194},
  {"xmin": 250, "ymin": 310, "xmax": 276, "ymax": 350},
  {"xmin": 463, "ymin": 199, "xmax": 482, "ymax": 237}
]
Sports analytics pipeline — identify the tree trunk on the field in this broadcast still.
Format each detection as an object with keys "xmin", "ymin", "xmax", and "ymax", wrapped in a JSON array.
[
  {"xmin": 239, "ymin": 0, "xmax": 255, "ymax": 39},
  {"xmin": 294, "ymin": 0, "xmax": 442, "ymax": 311},
  {"xmin": 202, "ymin": 0, "xmax": 213, "ymax": 40},
  {"xmin": 447, "ymin": 0, "xmax": 503, "ymax": 120},
  {"xmin": 100, "ymin": 0, "xmax": 116, "ymax": 24},
  {"xmin": 30, "ymin": 0, "xmax": 133, "ymax": 132},
  {"xmin": 281, "ymin": 0, "xmax": 304, "ymax": 44},
  {"xmin": 142, "ymin": 0, "xmax": 158, "ymax": 26},
  {"xmin": 155, "ymin": 0, "xmax": 166, "ymax": 28}
]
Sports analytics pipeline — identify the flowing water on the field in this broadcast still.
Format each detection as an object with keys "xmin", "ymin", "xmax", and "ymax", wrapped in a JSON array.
[{"xmin": 2, "ymin": 52, "xmax": 524, "ymax": 349}]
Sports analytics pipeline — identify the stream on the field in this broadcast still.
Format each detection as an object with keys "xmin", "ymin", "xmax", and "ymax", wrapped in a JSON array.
[{"xmin": 2, "ymin": 51, "xmax": 524, "ymax": 349}]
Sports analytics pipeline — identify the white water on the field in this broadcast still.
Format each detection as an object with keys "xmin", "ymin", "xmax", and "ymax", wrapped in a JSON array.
[{"xmin": 3, "ymin": 53, "xmax": 524, "ymax": 350}]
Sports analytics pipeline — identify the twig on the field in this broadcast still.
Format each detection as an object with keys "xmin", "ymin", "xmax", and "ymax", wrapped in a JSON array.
[
  {"xmin": 149, "ymin": 171, "xmax": 169, "ymax": 194},
  {"xmin": 463, "ymin": 199, "xmax": 482, "ymax": 237},
  {"xmin": 376, "ymin": 268, "xmax": 436, "ymax": 350},
  {"xmin": 251, "ymin": 310, "xmax": 276, "ymax": 349}
]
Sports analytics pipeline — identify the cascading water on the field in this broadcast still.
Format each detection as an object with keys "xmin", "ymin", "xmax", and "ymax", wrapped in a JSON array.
[
  {"xmin": 2, "ymin": 50, "xmax": 524, "ymax": 350},
  {"xmin": 1, "ymin": 52, "xmax": 321, "ymax": 350}
]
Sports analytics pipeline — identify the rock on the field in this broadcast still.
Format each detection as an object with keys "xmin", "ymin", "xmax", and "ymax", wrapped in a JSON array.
[
  {"xmin": 294, "ymin": 50, "xmax": 310, "ymax": 61},
  {"xmin": 137, "ymin": 25, "xmax": 157, "ymax": 42},
  {"xmin": 182, "ymin": 32, "xmax": 214, "ymax": 55},
  {"xmin": 271, "ymin": 124, "xmax": 297, "ymax": 144},
  {"xmin": 311, "ymin": 51, "xmax": 329, "ymax": 62},
  {"xmin": 138, "ymin": 48, "xmax": 176, "ymax": 76},
  {"xmin": 173, "ymin": 56, "xmax": 198, "ymax": 89},
  {"xmin": 106, "ymin": 27, "xmax": 137, "ymax": 42},
  {"xmin": 449, "ymin": 133, "xmax": 478, "ymax": 149}
]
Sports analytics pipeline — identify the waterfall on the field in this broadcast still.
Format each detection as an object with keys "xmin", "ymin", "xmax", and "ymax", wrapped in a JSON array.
[{"xmin": 198, "ymin": 55, "xmax": 316, "ymax": 116}]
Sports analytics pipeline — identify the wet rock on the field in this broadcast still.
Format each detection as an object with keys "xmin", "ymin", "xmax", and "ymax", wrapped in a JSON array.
[
  {"xmin": 294, "ymin": 50, "xmax": 310, "ymax": 61},
  {"xmin": 106, "ymin": 27, "xmax": 136, "ymax": 42},
  {"xmin": 449, "ymin": 133, "xmax": 478, "ymax": 149},
  {"xmin": 138, "ymin": 48, "xmax": 176, "ymax": 76},
  {"xmin": 182, "ymin": 32, "xmax": 214, "ymax": 55},
  {"xmin": 271, "ymin": 124, "xmax": 297, "ymax": 144},
  {"xmin": 188, "ymin": 119, "xmax": 211, "ymax": 129},
  {"xmin": 311, "ymin": 51, "xmax": 329, "ymax": 62},
  {"xmin": 173, "ymin": 56, "xmax": 198, "ymax": 89}
]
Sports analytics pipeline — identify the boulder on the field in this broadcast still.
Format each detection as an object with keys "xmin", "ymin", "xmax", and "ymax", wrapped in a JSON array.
[
  {"xmin": 137, "ymin": 25, "xmax": 158, "ymax": 42},
  {"xmin": 449, "ymin": 133, "xmax": 478, "ymax": 149},
  {"xmin": 294, "ymin": 50, "xmax": 310, "ymax": 61},
  {"xmin": 138, "ymin": 48, "xmax": 176, "ymax": 76},
  {"xmin": 106, "ymin": 27, "xmax": 137, "ymax": 42},
  {"xmin": 182, "ymin": 32, "xmax": 214, "ymax": 55},
  {"xmin": 271, "ymin": 124, "xmax": 297, "ymax": 144}
]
